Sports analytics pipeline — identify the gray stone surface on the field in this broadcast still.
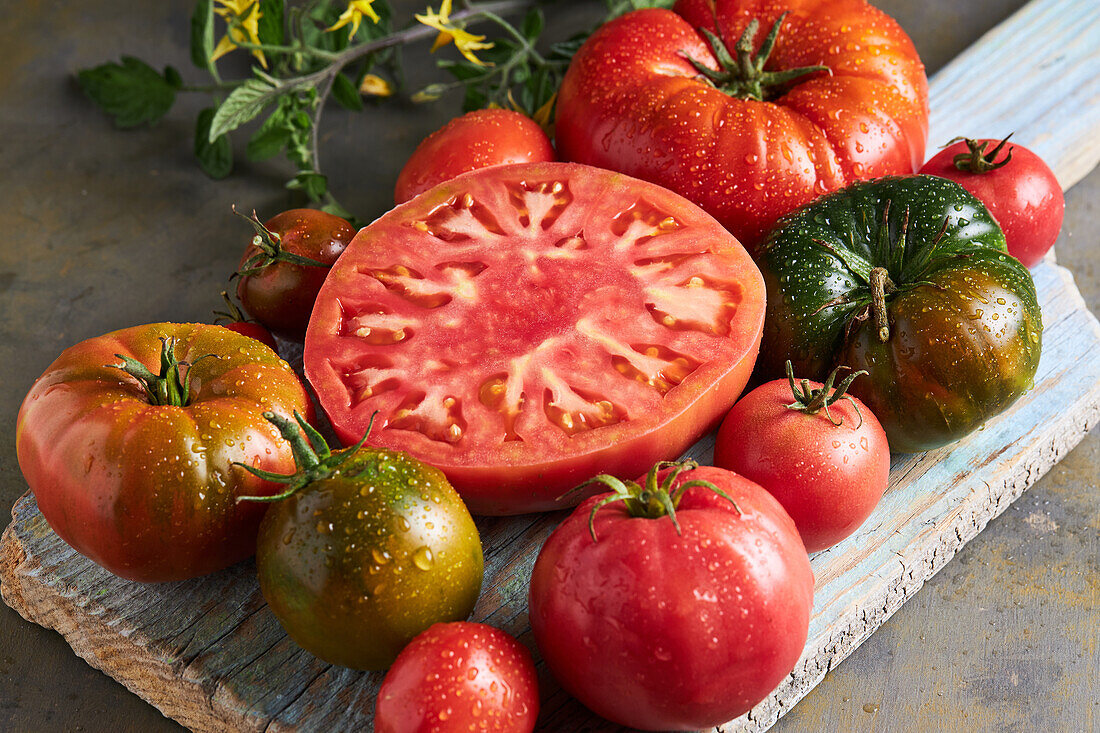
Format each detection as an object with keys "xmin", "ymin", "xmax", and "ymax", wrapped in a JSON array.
[{"xmin": 0, "ymin": 1, "xmax": 1095, "ymax": 731}]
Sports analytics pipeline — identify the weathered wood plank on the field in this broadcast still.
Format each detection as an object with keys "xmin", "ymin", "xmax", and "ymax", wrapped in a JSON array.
[{"xmin": 2, "ymin": 0, "xmax": 1099, "ymax": 731}]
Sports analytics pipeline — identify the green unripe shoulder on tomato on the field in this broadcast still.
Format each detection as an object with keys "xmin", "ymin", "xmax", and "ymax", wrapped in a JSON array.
[
  {"xmin": 255, "ymin": 446, "xmax": 484, "ymax": 671},
  {"xmin": 757, "ymin": 175, "xmax": 1042, "ymax": 452}
]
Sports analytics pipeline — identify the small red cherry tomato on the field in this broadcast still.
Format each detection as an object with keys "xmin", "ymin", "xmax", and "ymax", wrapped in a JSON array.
[
  {"xmin": 919, "ymin": 135, "xmax": 1064, "ymax": 267},
  {"xmin": 394, "ymin": 109, "xmax": 556, "ymax": 204},
  {"xmin": 234, "ymin": 208, "xmax": 356, "ymax": 337},
  {"xmin": 714, "ymin": 363, "xmax": 891, "ymax": 553},
  {"xmin": 529, "ymin": 461, "xmax": 813, "ymax": 731},
  {"xmin": 374, "ymin": 622, "xmax": 539, "ymax": 733},
  {"xmin": 214, "ymin": 290, "xmax": 279, "ymax": 352}
]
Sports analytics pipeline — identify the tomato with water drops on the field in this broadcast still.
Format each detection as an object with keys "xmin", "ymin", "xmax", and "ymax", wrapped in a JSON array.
[
  {"xmin": 242, "ymin": 413, "xmax": 483, "ymax": 670},
  {"xmin": 15, "ymin": 323, "xmax": 313, "ymax": 582},
  {"xmin": 757, "ymin": 175, "xmax": 1042, "ymax": 451},
  {"xmin": 375, "ymin": 622, "xmax": 539, "ymax": 732},
  {"xmin": 556, "ymin": 0, "xmax": 929, "ymax": 250},
  {"xmin": 528, "ymin": 461, "xmax": 813, "ymax": 731},
  {"xmin": 304, "ymin": 162, "xmax": 766, "ymax": 514}
]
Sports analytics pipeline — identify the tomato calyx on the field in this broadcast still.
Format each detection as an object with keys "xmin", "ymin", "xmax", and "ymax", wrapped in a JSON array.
[
  {"xmin": 948, "ymin": 133, "xmax": 1014, "ymax": 174},
  {"xmin": 213, "ymin": 290, "xmax": 255, "ymax": 325},
  {"xmin": 572, "ymin": 460, "xmax": 742, "ymax": 542},
  {"xmin": 810, "ymin": 200, "xmax": 957, "ymax": 344},
  {"xmin": 785, "ymin": 360, "xmax": 866, "ymax": 428},
  {"xmin": 235, "ymin": 411, "xmax": 377, "ymax": 503},
  {"xmin": 684, "ymin": 13, "xmax": 830, "ymax": 102},
  {"xmin": 232, "ymin": 207, "xmax": 328, "ymax": 279},
  {"xmin": 110, "ymin": 336, "xmax": 211, "ymax": 407}
]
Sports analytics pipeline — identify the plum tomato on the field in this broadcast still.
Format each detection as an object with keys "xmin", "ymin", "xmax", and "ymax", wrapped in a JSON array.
[
  {"xmin": 919, "ymin": 135, "xmax": 1064, "ymax": 268},
  {"xmin": 394, "ymin": 108, "xmax": 556, "ymax": 204},
  {"xmin": 714, "ymin": 363, "xmax": 890, "ymax": 552},
  {"xmin": 15, "ymin": 323, "xmax": 313, "ymax": 582},
  {"xmin": 758, "ymin": 175, "xmax": 1042, "ymax": 452},
  {"xmin": 374, "ymin": 622, "xmax": 539, "ymax": 733},
  {"xmin": 528, "ymin": 461, "xmax": 813, "ymax": 731},
  {"xmin": 556, "ymin": 0, "xmax": 929, "ymax": 249},
  {"xmin": 234, "ymin": 207, "xmax": 356, "ymax": 337},
  {"xmin": 242, "ymin": 413, "xmax": 483, "ymax": 670},
  {"xmin": 214, "ymin": 289, "xmax": 279, "ymax": 352},
  {"xmin": 303, "ymin": 161, "xmax": 766, "ymax": 515}
]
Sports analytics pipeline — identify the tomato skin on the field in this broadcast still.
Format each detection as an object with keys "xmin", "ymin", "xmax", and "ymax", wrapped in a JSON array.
[
  {"xmin": 375, "ymin": 622, "xmax": 539, "ymax": 733},
  {"xmin": 236, "ymin": 208, "xmax": 356, "ymax": 337},
  {"xmin": 255, "ymin": 448, "xmax": 483, "ymax": 670},
  {"xmin": 758, "ymin": 175, "xmax": 1042, "ymax": 452},
  {"xmin": 305, "ymin": 162, "xmax": 766, "ymax": 515},
  {"xmin": 556, "ymin": 1, "xmax": 928, "ymax": 249},
  {"xmin": 394, "ymin": 109, "xmax": 556, "ymax": 204},
  {"xmin": 15, "ymin": 323, "xmax": 313, "ymax": 582},
  {"xmin": 221, "ymin": 320, "xmax": 279, "ymax": 353},
  {"xmin": 919, "ymin": 139, "xmax": 1064, "ymax": 268},
  {"xmin": 714, "ymin": 377, "xmax": 890, "ymax": 552},
  {"xmin": 528, "ymin": 466, "xmax": 813, "ymax": 730}
]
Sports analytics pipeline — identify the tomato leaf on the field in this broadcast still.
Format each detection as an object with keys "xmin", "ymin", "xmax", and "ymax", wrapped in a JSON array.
[
  {"xmin": 210, "ymin": 78, "xmax": 280, "ymax": 141},
  {"xmin": 195, "ymin": 107, "xmax": 233, "ymax": 179},
  {"xmin": 331, "ymin": 73, "xmax": 364, "ymax": 111},
  {"xmin": 190, "ymin": 0, "xmax": 215, "ymax": 70},
  {"xmin": 257, "ymin": 0, "xmax": 285, "ymax": 46},
  {"xmin": 77, "ymin": 56, "xmax": 178, "ymax": 128},
  {"xmin": 521, "ymin": 9, "xmax": 544, "ymax": 43},
  {"xmin": 247, "ymin": 108, "xmax": 292, "ymax": 161},
  {"xmin": 287, "ymin": 171, "xmax": 328, "ymax": 201}
]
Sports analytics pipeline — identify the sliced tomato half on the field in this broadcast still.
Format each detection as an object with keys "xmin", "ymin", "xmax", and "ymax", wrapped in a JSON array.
[{"xmin": 304, "ymin": 162, "xmax": 765, "ymax": 514}]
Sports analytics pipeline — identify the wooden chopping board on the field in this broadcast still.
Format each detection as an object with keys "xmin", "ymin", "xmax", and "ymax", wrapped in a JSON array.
[{"xmin": 3, "ymin": 0, "xmax": 1099, "ymax": 730}]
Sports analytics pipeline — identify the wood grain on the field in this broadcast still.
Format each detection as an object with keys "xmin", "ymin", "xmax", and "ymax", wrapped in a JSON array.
[{"xmin": 3, "ymin": 0, "xmax": 1100, "ymax": 730}]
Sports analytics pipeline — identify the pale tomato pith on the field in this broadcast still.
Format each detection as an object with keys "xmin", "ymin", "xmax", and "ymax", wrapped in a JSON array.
[{"xmin": 304, "ymin": 162, "xmax": 765, "ymax": 514}]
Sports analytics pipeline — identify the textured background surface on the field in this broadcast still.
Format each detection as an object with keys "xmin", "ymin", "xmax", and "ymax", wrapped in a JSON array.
[{"xmin": 1, "ymin": 1, "xmax": 1096, "ymax": 730}]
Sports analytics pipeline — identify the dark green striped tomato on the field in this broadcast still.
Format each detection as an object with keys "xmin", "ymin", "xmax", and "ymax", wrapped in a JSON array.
[
  {"xmin": 249, "ymin": 414, "xmax": 484, "ymax": 671},
  {"xmin": 757, "ymin": 175, "xmax": 1042, "ymax": 452}
]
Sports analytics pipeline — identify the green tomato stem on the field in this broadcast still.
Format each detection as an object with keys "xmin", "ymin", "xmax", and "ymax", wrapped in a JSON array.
[{"xmin": 869, "ymin": 266, "xmax": 895, "ymax": 342}]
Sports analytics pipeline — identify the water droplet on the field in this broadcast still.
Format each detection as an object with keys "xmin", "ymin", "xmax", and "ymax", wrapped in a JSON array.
[{"xmin": 413, "ymin": 546, "xmax": 434, "ymax": 571}]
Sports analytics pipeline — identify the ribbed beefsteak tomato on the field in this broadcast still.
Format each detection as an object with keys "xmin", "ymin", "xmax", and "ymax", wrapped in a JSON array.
[
  {"xmin": 757, "ymin": 175, "xmax": 1042, "ymax": 452},
  {"xmin": 303, "ymin": 162, "xmax": 765, "ymax": 514},
  {"xmin": 15, "ymin": 324, "xmax": 313, "ymax": 582},
  {"xmin": 556, "ymin": 0, "xmax": 928, "ymax": 249}
]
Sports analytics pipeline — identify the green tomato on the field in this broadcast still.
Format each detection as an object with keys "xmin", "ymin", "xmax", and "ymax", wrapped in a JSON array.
[
  {"xmin": 247, "ymin": 415, "xmax": 483, "ymax": 670},
  {"xmin": 758, "ymin": 175, "xmax": 1042, "ymax": 452}
]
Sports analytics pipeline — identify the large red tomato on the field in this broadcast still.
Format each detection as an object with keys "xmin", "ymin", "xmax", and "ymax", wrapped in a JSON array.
[
  {"xmin": 375, "ymin": 622, "xmax": 539, "ymax": 732},
  {"xmin": 15, "ymin": 324, "xmax": 313, "ymax": 582},
  {"xmin": 528, "ymin": 462, "xmax": 814, "ymax": 730},
  {"xmin": 394, "ymin": 108, "xmax": 556, "ymax": 204},
  {"xmin": 303, "ymin": 162, "xmax": 765, "ymax": 514},
  {"xmin": 919, "ymin": 136, "xmax": 1064, "ymax": 268},
  {"xmin": 556, "ymin": 0, "xmax": 928, "ymax": 249},
  {"xmin": 714, "ymin": 365, "xmax": 890, "ymax": 552}
]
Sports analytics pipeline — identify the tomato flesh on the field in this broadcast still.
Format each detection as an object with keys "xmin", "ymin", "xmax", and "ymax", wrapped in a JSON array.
[{"xmin": 304, "ymin": 162, "xmax": 765, "ymax": 514}]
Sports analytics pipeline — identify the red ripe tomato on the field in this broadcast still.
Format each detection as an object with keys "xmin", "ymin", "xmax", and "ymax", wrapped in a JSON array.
[
  {"xmin": 714, "ymin": 364, "xmax": 890, "ymax": 552},
  {"xmin": 556, "ymin": 1, "xmax": 928, "ymax": 249},
  {"xmin": 303, "ymin": 162, "xmax": 766, "ymax": 514},
  {"xmin": 918, "ymin": 136, "xmax": 1064, "ymax": 268},
  {"xmin": 528, "ymin": 462, "xmax": 813, "ymax": 730},
  {"xmin": 235, "ymin": 208, "xmax": 356, "ymax": 337},
  {"xmin": 15, "ymin": 323, "xmax": 313, "ymax": 582},
  {"xmin": 395, "ymin": 108, "xmax": 556, "ymax": 204},
  {"xmin": 374, "ymin": 622, "xmax": 539, "ymax": 732}
]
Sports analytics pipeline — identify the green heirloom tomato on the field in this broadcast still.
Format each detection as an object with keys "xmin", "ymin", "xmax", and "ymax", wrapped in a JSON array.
[
  {"xmin": 242, "ymin": 413, "xmax": 484, "ymax": 670},
  {"xmin": 758, "ymin": 175, "xmax": 1042, "ymax": 452}
]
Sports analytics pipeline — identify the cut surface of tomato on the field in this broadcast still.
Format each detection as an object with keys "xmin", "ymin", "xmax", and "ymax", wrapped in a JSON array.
[{"xmin": 304, "ymin": 162, "xmax": 765, "ymax": 514}]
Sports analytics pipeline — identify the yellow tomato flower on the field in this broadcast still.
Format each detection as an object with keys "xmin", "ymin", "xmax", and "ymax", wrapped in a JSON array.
[
  {"xmin": 327, "ymin": 1, "xmax": 381, "ymax": 40},
  {"xmin": 211, "ymin": 0, "xmax": 266, "ymax": 68},
  {"xmin": 359, "ymin": 73, "xmax": 394, "ymax": 97},
  {"xmin": 415, "ymin": 0, "xmax": 494, "ymax": 66}
]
